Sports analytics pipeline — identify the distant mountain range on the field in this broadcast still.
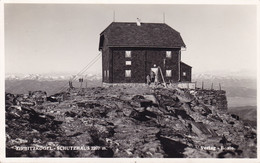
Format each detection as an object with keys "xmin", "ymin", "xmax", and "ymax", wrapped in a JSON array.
[
  {"xmin": 5, "ymin": 73, "xmax": 102, "ymax": 96},
  {"xmin": 192, "ymin": 72, "xmax": 256, "ymax": 90},
  {"xmin": 5, "ymin": 73, "xmax": 102, "ymax": 81}
]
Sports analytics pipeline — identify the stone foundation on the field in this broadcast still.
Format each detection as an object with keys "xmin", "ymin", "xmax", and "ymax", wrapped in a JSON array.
[
  {"xmin": 103, "ymin": 82, "xmax": 196, "ymax": 89},
  {"xmin": 195, "ymin": 89, "xmax": 228, "ymax": 110},
  {"xmin": 102, "ymin": 83, "xmax": 147, "ymax": 87}
]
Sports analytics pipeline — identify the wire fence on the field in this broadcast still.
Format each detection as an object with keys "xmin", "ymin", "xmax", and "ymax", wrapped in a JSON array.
[{"xmin": 53, "ymin": 53, "xmax": 102, "ymax": 94}]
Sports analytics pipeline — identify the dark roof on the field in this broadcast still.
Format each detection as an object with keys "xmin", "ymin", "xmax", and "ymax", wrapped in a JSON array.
[
  {"xmin": 181, "ymin": 61, "xmax": 192, "ymax": 68},
  {"xmin": 99, "ymin": 22, "xmax": 186, "ymax": 50}
]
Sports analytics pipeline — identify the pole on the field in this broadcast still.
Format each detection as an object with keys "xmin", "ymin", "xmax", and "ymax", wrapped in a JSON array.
[
  {"xmin": 79, "ymin": 78, "xmax": 83, "ymax": 89},
  {"xmin": 219, "ymin": 83, "xmax": 221, "ymax": 90},
  {"xmin": 163, "ymin": 12, "xmax": 165, "ymax": 23},
  {"xmin": 113, "ymin": 11, "xmax": 115, "ymax": 22},
  {"xmin": 158, "ymin": 66, "xmax": 167, "ymax": 88},
  {"xmin": 211, "ymin": 83, "xmax": 213, "ymax": 90},
  {"xmin": 178, "ymin": 50, "xmax": 181, "ymax": 82},
  {"xmin": 202, "ymin": 81, "xmax": 204, "ymax": 90}
]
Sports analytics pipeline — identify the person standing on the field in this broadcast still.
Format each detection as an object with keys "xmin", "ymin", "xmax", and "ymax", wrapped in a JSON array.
[
  {"xmin": 146, "ymin": 74, "xmax": 151, "ymax": 85},
  {"xmin": 150, "ymin": 71, "xmax": 155, "ymax": 83}
]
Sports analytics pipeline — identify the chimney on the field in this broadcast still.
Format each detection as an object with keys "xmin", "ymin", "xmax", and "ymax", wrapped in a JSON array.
[{"xmin": 136, "ymin": 18, "xmax": 141, "ymax": 26}]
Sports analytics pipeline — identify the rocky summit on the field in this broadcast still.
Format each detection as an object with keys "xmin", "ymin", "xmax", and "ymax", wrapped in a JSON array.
[{"xmin": 5, "ymin": 85, "xmax": 256, "ymax": 158}]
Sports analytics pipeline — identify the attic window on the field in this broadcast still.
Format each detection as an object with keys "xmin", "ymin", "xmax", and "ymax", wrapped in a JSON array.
[
  {"xmin": 125, "ymin": 70, "xmax": 131, "ymax": 77},
  {"xmin": 183, "ymin": 72, "xmax": 186, "ymax": 76},
  {"xmin": 126, "ymin": 61, "xmax": 131, "ymax": 65},
  {"xmin": 125, "ymin": 51, "xmax": 131, "ymax": 58},
  {"xmin": 166, "ymin": 70, "xmax": 172, "ymax": 77},
  {"xmin": 166, "ymin": 51, "xmax": 172, "ymax": 58}
]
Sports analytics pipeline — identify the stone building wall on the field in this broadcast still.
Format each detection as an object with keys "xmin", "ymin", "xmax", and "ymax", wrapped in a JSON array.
[{"xmin": 194, "ymin": 89, "xmax": 228, "ymax": 110}]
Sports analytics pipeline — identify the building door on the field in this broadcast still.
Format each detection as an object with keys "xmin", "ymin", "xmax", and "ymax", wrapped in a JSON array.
[{"xmin": 151, "ymin": 67, "xmax": 159, "ymax": 83}]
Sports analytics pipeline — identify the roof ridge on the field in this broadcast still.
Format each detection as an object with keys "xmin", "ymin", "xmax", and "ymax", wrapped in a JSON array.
[{"xmin": 112, "ymin": 22, "xmax": 166, "ymax": 24}]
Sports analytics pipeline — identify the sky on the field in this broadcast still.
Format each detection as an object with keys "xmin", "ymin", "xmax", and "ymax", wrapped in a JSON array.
[{"xmin": 4, "ymin": 4, "xmax": 257, "ymax": 76}]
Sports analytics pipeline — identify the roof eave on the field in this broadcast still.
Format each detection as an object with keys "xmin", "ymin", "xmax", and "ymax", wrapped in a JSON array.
[
  {"xmin": 100, "ymin": 22, "xmax": 114, "ymax": 35},
  {"xmin": 181, "ymin": 61, "xmax": 192, "ymax": 68}
]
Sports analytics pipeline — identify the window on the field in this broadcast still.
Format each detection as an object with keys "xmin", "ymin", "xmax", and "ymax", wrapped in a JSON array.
[
  {"xmin": 166, "ymin": 51, "xmax": 172, "ymax": 58},
  {"xmin": 126, "ymin": 61, "xmax": 131, "ymax": 65},
  {"xmin": 166, "ymin": 70, "xmax": 172, "ymax": 77},
  {"xmin": 183, "ymin": 72, "xmax": 186, "ymax": 76},
  {"xmin": 125, "ymin": 70, "xmax": 131, "ymax": 77},
  {"xmin": 104, "ymin": 70, "xmax": 106, "ymax": 78},
  {"xmin": 125, "ymin": 51, "xmax": 131, "ymax": 58},
  {"xmin": 107, "ymin": 70, "xmax": 109, "ymax": 78}
]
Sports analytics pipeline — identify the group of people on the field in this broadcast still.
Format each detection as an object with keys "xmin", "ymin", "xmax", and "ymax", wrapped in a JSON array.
[{"xmin": 146, "ymin": 71, "xmax": 156, "ymax": 85}]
